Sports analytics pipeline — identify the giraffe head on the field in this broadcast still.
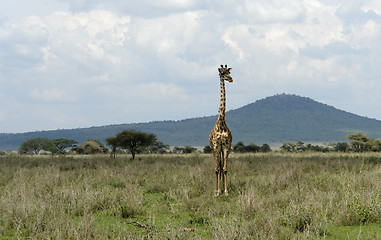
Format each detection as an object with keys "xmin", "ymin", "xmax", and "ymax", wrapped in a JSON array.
[{"xmin": 218, "ymin": 65, "xmax": 233, "ymax": 83}]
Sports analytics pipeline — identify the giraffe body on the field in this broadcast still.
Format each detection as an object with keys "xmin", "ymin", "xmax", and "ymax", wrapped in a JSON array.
[{"xmin": 209, "ymin": 65, "xmax": 233, "ymax": 196}]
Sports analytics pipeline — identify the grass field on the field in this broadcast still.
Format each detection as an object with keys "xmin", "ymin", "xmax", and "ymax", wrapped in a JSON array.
[{"xmin": 1, "ymin": 152, "xmax": 381, "ymax": 239}]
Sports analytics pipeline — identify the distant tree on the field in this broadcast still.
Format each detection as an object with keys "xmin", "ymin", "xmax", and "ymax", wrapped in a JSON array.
[
  {"xmin": 80, "ymin": 140, "xmax": 106, "ymax": 154},
  {"xmin": 281, "ymin": 141, "xmax": 297, "ymax": 152},
  {"xmin": 259, "ymin": 143, "xmax": 272, "ymax": 153},
  {"xmin": 173, "ymin": 146, "xmax": 197, "ymax": 154},
  {"xmin": 183, "ymin": 146, "xmax": 197, "ymax": 154},
  {"xmin": 52, "ymin": 138, "xmax": 78, "ymax": 153},
  {"xmin": 42, "ymin": 140, "xmax": 60, "ymax": 155},
  {"xmin": 346, "ymin": 132, "xmax": 371, "ymax": 152},
  {"xmin": 311, "ymin": 145, "xmax": 329, "ymax": 152},
  {"xmin": 233, "ymin": 141, "xmax": 246, "ymax": 153},
  {"xmin": 173, "ymin": 147, "xmax": 184, "ymax": 154},
  {"xmin": 334, "ymin": 142, "xmax": 350, "ymax": 152},
  {"xmin": 203, "ymin": 145, "xmax": 212, "ymax": 153},
  {"xmin": 282, "ymin": 142, "xmax": 332, "ymax": 153},
  {"xmin": 70, "ymin": 146, "xmax": 83, "ymax": 154},
  {"xmin": 105, "ymin": 136, "xmax": 120, "ymax": 158},
  {"xmin": 19, "ymin": 138, "xmax": 42, "ymax": 154},
  {"xmin": 245, "ymin": 143, "xmax": 260, "ymax": 153},
  {"xmin": 232, "ymin": 142, "xmax": 262, "ymax": 153},
  {"xmin": 371, "ymin": 138, "xmax": 381, "ymax": 152},
  {"xmin": 148, "ymin": 141, "xmax": 170, "ymax": 154},
  {"xmin": 116, "ymin": 130, "xmax": 157, "ymax": 160},
  {"xmin": 296, "ymin": 141, "xmax": 306, "ymax": 151},
  {"xmin": 305, "ymin": 144, "xmax": 312, "ymax": 151},
  {"xmin": 19, "ymin": 137, "xmax": 59, "ymax": 155}
]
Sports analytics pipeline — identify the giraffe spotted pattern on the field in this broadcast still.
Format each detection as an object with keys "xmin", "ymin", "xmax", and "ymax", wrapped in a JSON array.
[{"xmin": 209, "ymin": 65, "xmax": 233, "ymax": 196}]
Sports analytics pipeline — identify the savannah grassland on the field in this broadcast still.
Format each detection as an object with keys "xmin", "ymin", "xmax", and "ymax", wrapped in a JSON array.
[{"xmin": 1, "ymin": 153, "xmax": 381, "ymax": 239}]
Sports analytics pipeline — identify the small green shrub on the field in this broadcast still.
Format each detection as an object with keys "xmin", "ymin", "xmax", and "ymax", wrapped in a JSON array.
[
  {"xmin": 120, "ymin": 205, "xmax": 139, "ymax": 219},
  {"xmin": 108, "ymin": 180, "xmax": 126, "ymax": 189}
]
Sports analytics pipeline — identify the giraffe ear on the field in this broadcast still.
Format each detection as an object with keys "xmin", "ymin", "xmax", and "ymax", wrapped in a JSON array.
[{"xmin": 228, "ymin": 68, "xmax": 232, "ymax": 72}]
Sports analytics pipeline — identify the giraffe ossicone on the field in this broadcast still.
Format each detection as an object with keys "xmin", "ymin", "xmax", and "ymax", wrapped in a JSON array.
[{"xmin": 209, "ymin": 64, "xmax": 233, "ymax": 196}]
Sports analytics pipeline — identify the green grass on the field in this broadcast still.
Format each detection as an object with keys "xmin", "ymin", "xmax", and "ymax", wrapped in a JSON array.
[
  {"xmin": 326, "ymin": 224, "xmax": 381, "ymax": 239},
  {"xmin": 1, "ymin": 152, "xmax": 381, "ymax": 239}
]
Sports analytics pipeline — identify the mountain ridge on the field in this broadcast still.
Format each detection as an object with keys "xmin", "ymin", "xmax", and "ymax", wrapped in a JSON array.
[{"xmin": 1, "ymin": 93, "xmax": 381, "ymax": 150}]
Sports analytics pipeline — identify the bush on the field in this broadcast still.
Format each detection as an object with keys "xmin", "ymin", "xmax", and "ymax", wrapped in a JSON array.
[{"xmin": 233, "ymin": 141, "xmax": 270, "ymax": 153}]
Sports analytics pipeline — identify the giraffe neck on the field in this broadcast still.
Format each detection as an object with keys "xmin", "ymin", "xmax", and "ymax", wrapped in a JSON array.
[{"xmin": 218, "ymin": 79, "xmax": 226, "ymax": 123}]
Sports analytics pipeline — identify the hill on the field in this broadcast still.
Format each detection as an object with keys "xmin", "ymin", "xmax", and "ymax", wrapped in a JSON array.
[
  {"xmin": 228, "ymin": 94, "xmax": 381, "ymax": 143},
  {"xmin": 1, "ymin": 94, "xmax": 381, "ymax": 150}
]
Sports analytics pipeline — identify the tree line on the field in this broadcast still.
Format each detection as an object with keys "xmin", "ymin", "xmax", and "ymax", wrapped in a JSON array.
[
  {"xmin": 203, "ymin": 142, "xmax": 272, "ymax": 153},
  {"xmin": 280, "ymin": 132, "xmax": 381, "ymax": 153},
  {"xmin": 18, "ymin": 130, "xmax": 164, "ymax": 160},
  {"xmin": 16, "ymin": 130, "xmax": 381, "ymax": 159}
]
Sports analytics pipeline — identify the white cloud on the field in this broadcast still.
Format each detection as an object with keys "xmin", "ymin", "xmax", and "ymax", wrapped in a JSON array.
[
  {"xmin": 84, "ymin": 73, "xmax": 112, "ymax": 84},
  {"xmin": 236, "ymin": 0, "xmax": 306, "ymax": 23},
  {"xmin": 136, "ymin": 82, "xmax": 188, "ymax": 101},
  {"xmin": 1, "ymin": 0, "xmax": 381, "ymax": 132},
  {"xmin": 134, "ymin": 11, "xmax": 204, "ymax": 53},
  {"xmin": 362, "ymin": 0, "xmax": 381, "ymax": 14},
  {"xmin": 43, "ymin": 10, "xmax": 130, "ymax": 63},
  {"xmin": 30, "ymin": 89, "xmax": 75, "ymax": 102},
  {"xmin": 151, "ymin": 0, "xmax": 198, "ymax": 10}
]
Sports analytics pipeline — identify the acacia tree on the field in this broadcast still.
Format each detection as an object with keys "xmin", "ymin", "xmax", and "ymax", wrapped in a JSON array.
[
  {"xmin": 43, "ymin": 140, "xmax": 60, "ymax": 154},
  {"xmin": 246, "ymin": 143, "xmax": 260, "ymax": 153},
  {"xmin": 148, "ymin": 141, "xmax": 170, "ymax": 154},
  {"xmin": 115, "ymin": 130, "xmax": 157, "ymax": 160},
  {"xmin": 233, "ymin": 141, "xmax": 246, "ymax": 153},
  {"xmin": 371, "ymin": 138, "xmax": 381, "ymax": 152},
  {"xmin": 281, "ymin": 141, "xmax": 297, "ymax": 152},
  {"xmin": 346, "ymin": 132, "xmax": 371, "ymax": 152},
  {"xmin": 19, "ymin": 137, "xmax": 59, "ymax": 155},
  {"xmin": 105, "ymin": 136, "xmax": 120, "ymax": 158},
  {"xmin": 260, "ymin": 143, "xmax": 272, "ymax": 153},
  {"xmin": 334, "ymin": 142, "xmax": 350, "ymax": 152},
  {"xmin": 203, "ymin": 145, "xmax": 212, "ymax": 153},
  {"xmin": 52, "ymin": 138, "xmax": 78, "ymax": 153}
]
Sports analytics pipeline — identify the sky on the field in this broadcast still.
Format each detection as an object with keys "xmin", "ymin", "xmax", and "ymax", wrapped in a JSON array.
[{"xmin": 1, "ymin": 0, "xmax": 381, "ymax": 133}]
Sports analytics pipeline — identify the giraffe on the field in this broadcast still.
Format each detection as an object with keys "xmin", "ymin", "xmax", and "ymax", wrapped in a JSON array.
[{"xmin": 209, "ymin": 64, "xmax": 233, "ymax": 196}]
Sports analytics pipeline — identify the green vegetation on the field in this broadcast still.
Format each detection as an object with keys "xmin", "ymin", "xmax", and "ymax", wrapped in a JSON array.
[
  {"xmin": 346, "ymin": 132, "xmax": 381, "ymax": 152},
  {"xmin": 18, "ymin": 137, "xmax": 106, "ymax": 155},
  {"xmin": 232, "ymin": 141, "xmax": 272, "ymax": 153},
  {"xmin": 106, "ymin": 130, "xmax": 157, "ymax": 160},
  {"xmin": 52, "ymin": 138, "xmax": 78, "ymax": 153},
  {"xmin": 173, "ymin": 146, "xmax": 197, "ymax": 154},
  {"xmin": 280, "ymin": 132, "xmax": 381, "ymax": 153},
  {"xmin": 19, "ymin": 137, "xmax": 57, "ymax": 154},
  {"xmin": 19, "ymin": 137, "xmax": 77, "ymax": 155},
  {"xmin": 1, "ymin": 153, "xmax": 381, "ymax": 239},
  {"xmin": 73, "ymin": 139, "xmax": 107, "ymax": 154}
]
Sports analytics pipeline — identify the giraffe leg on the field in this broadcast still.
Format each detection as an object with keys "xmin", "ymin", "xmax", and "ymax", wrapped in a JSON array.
[
  {"xmin": 223, "ymin": 170, "xmax": 228, "ymax": 196},
  {"xmin": 213, "ymin": 147, "xmax": 222, "ymax": 197},
  {"xmin": 222, "ymin": 148, "xmax": 229, "ymax": 196},
  {"xmin": 215, "ymin": 168, "xmax": 220, "ymax": 197}
]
